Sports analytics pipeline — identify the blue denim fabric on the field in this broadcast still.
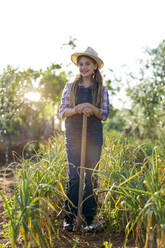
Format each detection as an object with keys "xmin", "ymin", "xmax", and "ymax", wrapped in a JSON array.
[{"xmin": 64, "ymin": 86, "xmax": 103, "ymax": 218}]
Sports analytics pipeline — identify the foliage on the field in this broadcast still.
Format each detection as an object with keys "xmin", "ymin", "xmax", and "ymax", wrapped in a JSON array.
[
  {"xmin": 0, "ymin": 64, "xmax": 67, "ymax": 144},
  {"xmin": 0, "ymin": 66, "xmax": 42, "ymax": 138},
  {"xmin": 39, "ymin": 64, "xmax": 67, "ymax": 105},
  {"xmin": 1, "ymin": 136, "xmax": 67, "ymax": 247},
  {"xmin": 125, "ymin": 40, "xmax": 165, "ymax": 140},
  {"xmin": 1, "ymin": 132, "xmax": 165, "ymax": 247},
  {"xmin": 99, "ymin": 135, "xmax": 165, "ymax": 247},
  {"xmin": 62, "ymin": 36, "xmax": 78, "ymax": 50},
  {"xmin": 103, "ymin": 109, "xmax": 126, "ymax": 132},
  {"xmin": 0, "ymin": 66, "xmax": 24, "ymax": 137}
]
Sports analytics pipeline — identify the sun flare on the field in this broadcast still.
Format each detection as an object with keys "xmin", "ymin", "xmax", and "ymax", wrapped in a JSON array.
[{"xmin": 24, "ymin": 92, "xmax": 40, "ymax": 102}]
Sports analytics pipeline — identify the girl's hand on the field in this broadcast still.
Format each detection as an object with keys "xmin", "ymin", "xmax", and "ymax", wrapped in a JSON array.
[
  {"xmin": 75, "ymin": 103, "xmax": 93, "ymax": 114},
  {"xmin": 74, "ymin": 104, "xmax": 83, "ymax": 114},
  {"xmin": 82, "ymin": 107, "xmax": 93, "ymax": 117}
]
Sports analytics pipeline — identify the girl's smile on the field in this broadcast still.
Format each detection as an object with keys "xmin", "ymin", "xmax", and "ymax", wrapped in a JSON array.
[{"xmin": 78, "ymin": 56, "xmax": 97, "ymax": 79}]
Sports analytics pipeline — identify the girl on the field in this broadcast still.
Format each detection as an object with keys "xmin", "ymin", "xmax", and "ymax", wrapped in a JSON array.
[{"xmin": 59, "ymin": 47, "xmax": 109, "ymax": 231}]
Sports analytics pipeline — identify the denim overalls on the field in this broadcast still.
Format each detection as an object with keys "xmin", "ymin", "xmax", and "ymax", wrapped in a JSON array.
[{"xmin": 64, "ymin": 85, "xmax": 103, "ymax": 218}]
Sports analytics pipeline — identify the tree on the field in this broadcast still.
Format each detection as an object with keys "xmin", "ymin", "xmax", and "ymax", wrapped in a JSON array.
[
  {"xmin": 0, "ymin": 66, "xmax": 47, "ymax": 140},
  {"xmin": 38, "ymin": 64, "xmax": 67, "ymax": 130},
  {"xmin": 39, "ymin": 64, "xmax": 66, "ymax": 105},
  {"xmin": 0, "ymin": 66, "xmax": 25, "ymax": 138},
  {"xmin": 125, "ymin": 40, "xmax": 165, "ymax": 139}
]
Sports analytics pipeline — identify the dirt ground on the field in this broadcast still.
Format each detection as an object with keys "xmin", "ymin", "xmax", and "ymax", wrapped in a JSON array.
[
  {"xmin": 54, "ymin": 225, "xmax": 136, "ymax": 248},
  {"xmin": 0, "ymin": 167, "xmax": 137, "ymax": 248}
]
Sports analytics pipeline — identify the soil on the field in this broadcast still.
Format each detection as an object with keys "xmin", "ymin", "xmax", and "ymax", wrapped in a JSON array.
[{"xmin": 0, "ymin": 166, "xmax": 137, "ymax": 248}]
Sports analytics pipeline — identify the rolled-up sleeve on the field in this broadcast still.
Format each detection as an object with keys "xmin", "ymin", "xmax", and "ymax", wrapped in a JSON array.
[
  {"xmin": 59, "ymin": 83, "xmax": 71, "ymax": 119},
  {"xmin": 100, "ymin": 86, "xmax": 110, "ymax": 121}
]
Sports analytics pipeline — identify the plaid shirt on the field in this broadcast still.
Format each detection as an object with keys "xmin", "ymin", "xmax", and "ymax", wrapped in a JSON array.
[{"xmin": 59, "ymin": 82, "xmax": 110, "ymax": 120}]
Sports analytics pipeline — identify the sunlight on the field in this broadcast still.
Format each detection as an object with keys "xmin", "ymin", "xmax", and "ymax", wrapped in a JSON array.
[
  {"xmin": 24, "ymin": 92, "xmax": 40, "ymax": 102},
  {"xmin": 61, "ymin": 121, "xmax": 65, "ymax": 131},
  {"xmin": 55, "ymin": 118, "xmax": 59, "ymax": 124}
]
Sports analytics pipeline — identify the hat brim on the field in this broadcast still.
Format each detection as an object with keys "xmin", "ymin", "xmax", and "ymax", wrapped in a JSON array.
[{"xmin": 71, "ymin": 52, "xmax": 104, "ymax": 69}]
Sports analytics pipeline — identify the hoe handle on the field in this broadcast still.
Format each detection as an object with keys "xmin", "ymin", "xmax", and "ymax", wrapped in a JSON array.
[{"xmin": 77, "ymin": 114, "xmax": 87, "ymax": 229}]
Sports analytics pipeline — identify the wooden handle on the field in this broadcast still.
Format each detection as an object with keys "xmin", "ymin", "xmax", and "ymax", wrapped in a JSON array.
[{"xmin": 77, "ymin": 114, "xmax": 87, "ymax": 229}]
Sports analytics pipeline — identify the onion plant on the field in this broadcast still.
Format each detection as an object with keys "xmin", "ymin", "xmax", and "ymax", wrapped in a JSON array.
[
  {"xmin": 99, "ymin": 136, "xmax": 165, "ymax": 247},
  {"xmin": 1, "ymin": 132, "xmax": 165, "ymax": 247},
  {"xmin": 1, "ymin": 136, "xmax": 67, "ymax": 247}
]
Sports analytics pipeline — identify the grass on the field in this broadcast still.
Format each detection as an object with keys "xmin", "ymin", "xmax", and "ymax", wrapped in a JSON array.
[{"xmin": 0, "ymin": 131, "xmax": 165, "ymax": 247}]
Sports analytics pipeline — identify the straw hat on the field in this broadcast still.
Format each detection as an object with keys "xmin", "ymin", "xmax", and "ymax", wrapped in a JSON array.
[{"xmin": 71, "ymin": 47, "xmax": 104, "ymax": 69}]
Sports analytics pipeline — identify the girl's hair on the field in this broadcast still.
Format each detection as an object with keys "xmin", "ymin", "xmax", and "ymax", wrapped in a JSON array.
[{"xmin": 69, "ymin": 55, "xmax": 104, "ymax": 108}]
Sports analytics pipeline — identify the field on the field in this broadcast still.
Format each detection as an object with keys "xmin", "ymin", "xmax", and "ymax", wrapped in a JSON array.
[{"xmin": 0, "ymin": 131, "xmax": 165, "ymax": 248}]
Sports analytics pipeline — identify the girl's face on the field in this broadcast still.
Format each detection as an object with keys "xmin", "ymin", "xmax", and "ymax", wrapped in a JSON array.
[{"xmin": 77, "ymin": 56, "xmax": 97, "ymax": 78}]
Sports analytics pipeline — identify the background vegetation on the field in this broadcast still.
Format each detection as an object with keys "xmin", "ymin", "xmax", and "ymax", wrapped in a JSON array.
[{"xmin": 1, "ymin": 39, "xmax": 165, "ymax": 146}]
